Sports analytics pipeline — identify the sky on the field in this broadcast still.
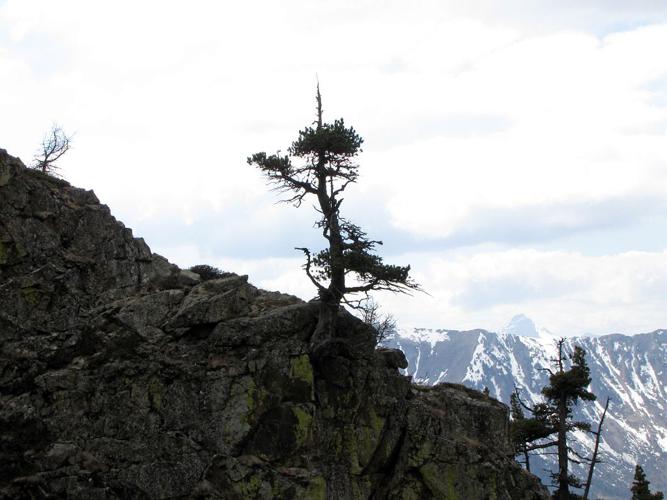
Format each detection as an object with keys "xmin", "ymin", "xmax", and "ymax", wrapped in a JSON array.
[{"xmin": 1, "ymin": 0, "xmax": 666, "ymax": 336}]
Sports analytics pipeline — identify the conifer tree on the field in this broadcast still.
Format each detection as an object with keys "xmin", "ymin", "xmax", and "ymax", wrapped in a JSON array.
[
  {"xmin": 511, "ymin": 340, "xmax": 599, "ymax": 499},
  {"xmin": 509, "ymin": 340, "xmax": 618, "ymax": 500},
  {"xmin": 631, "ymin": 464, "xmax": 664, "ymax": 500},
  {"xmin": 509, "ymin": 391, "xmax": 553, "ymax": 473},
  {"xmin": 248, "ymin": 86, "xmax": 419, "ymax": 342},
  {"xmin": 541, "ymin": 340, "xmax": 596, "ymax": 500},
  {"xmin": 509, "ymin": 392, "xmax": 531, "ymax": 470}
]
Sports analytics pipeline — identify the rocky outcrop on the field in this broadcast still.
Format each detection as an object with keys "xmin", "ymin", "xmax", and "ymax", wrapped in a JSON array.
[{"xmin": 0, "ymin": 149, "xmax": 548, "ymax": 499}]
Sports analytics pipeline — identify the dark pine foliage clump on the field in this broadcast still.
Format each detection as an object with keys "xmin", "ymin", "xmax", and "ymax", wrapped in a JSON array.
[
  {"xmin": 509, "ymin": 392, "xmax": 553, "ymax": 473},
  {"xmin": 631, "ymin": 464, "xmax": 664, "ymax": 500},
  {"xmin": 188, "ymin": 264, "xmax": 228, "ymax": 281}
]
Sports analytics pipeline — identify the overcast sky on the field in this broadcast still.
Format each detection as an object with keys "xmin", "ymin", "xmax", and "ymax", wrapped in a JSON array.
[{"xmin": 2, "ymin": 0, "xmax": 666, "ymax": 336}]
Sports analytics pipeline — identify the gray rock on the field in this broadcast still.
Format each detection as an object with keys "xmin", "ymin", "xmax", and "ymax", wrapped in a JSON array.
[
  {"xmin": 0, "ymin": 150, "xmax": 548, "ymax": 499},
  {"xmin": 377, "ymin": 347, "xmax": 408, "ymax": 369}
]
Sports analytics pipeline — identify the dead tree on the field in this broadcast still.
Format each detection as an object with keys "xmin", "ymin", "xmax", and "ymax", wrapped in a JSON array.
[
  {"xmin": 359, "ymin": 297, "xmax": 397, "ymax": 344},
  {"xmin": 32, "ymin": 125, "xmax": 72, "ymax": 175},
  {"xmin": 582, "ymin": 396, "xmax": 610, "ymax": 500}
]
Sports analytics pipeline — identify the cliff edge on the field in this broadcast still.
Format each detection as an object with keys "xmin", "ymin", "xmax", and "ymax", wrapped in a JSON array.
[{"xmin": 0, "ymin": 149, "xmax": 548, "ymax": 499}]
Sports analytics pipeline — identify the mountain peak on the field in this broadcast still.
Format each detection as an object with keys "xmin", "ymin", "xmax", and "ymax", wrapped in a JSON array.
[{"xmin": 501, "ymin": 314, "xmax": 539, "ymax": 337}]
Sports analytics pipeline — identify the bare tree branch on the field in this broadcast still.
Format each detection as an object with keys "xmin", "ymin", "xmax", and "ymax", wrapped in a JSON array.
[
  {"xmin": 32, "ymin": 125, "xmax": 72, "ymax": 175},
  {"xmin": 582, "ymin": 397, "xmax": 610, "ymax": 500},
  {"xmin": 295, "ymin": 247, "xmax": 326, "ymax": 293}
]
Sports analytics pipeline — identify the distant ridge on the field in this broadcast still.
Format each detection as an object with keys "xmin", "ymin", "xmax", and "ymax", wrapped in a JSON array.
[{"xmin": 385, "ymin": 320, "xmax": 667, "ymax": 500}]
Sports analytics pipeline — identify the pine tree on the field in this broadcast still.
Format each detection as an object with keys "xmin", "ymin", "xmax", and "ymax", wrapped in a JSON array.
[
  {"xmin": 509, "ymin": 392, "xmax": 531, "ymax": 470},
  {"xmin": 512, "ymin": 340, "xmax": 599, "ymax": 499},
  {"xmin": 631, "ymin": 464, "xmax": 664, "ymax": 500},
  {"xmin": 248, "ymin": 86, "xmax": 420, "ymax": 342},
  {"xmin": 509, "ymin": 390, "xmax": 555, "ymax": 473},
  {"xmin": 541, "ymin": 340, "xmax": 596, "ymax": 500}
]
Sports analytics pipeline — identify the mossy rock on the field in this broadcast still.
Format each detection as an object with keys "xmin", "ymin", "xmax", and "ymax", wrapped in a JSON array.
[
  {"xmin": 245, "ymin": 404, "xmax": 313, "ymax": 460},
  {"xmin": 356, "ymin": 407, "xmax": 385, "ymax": 468},
  {"xmin": 235, "ymin": 473, "xmax": 270, "ymax": 498},
  {"xmin": 147, "ymin": 377, "xmax": 163, "ymax": 411},
  {"xmin": 21, "ymin": 286, "xmax": 40, "ymax": 306},
  {"xmin": 301, "ymin": 475, "xmax": 326, "ymax": 500},
  {"xmin": 419, "ymin": 462, "xmax": 460, "ymax": 499},
  {"xmin": 287, "ymin": 354, "xmax": 315, "ymax": 402},
  {"xmin": 0, "ymin": 239, "xmax": 23, "ymax": 266}
]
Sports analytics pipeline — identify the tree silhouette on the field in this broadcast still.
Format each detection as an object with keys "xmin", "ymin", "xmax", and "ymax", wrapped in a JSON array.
[
  {"xmin": 188, "ymin": 264, "xmax": 228, "ymax": 281},
  {"xmin": 248, "ymin": 86, "xmax": 419, "ymax": 342},
  {"xmin": 631, "ymin": 464, "xmax": 664, "ymax": 500},
  {"xmin": 541, "ymin": 340, "xmax": 596, "ymax": 499},
  {"xmin": 509, "ymin": 391, "xmax": 553, "ymax": 473},
  {"xmin": 358, "ymin": 297, "xmax": 396, "ymax": 344},
  {"xmin": 511, "ymin": 341, "xmax": 602, "ymax": 499},
  {"xmin": 32, "ymin": 125, "xmax": 72, "ymax": 175},
  {"xmin": 582, "ymin": 396, "xmax": 610, "ymax": 500}
]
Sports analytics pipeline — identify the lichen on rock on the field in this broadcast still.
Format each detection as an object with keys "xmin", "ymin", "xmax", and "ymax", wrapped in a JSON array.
[{"xmin": 0, "ymin": 149, "xmax": 548, "ymax": 499}]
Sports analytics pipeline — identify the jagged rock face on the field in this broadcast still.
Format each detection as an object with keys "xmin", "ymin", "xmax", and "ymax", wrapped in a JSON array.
[
  {"xmin": 0, "ymin": 150, "xmax": 186, "ymax": 336},
  {"xmin": 0, "ymin": 150, "xmax": 548, "ymax": 499}
]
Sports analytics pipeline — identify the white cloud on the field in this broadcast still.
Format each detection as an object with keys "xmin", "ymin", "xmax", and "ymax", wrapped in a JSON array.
[
  {"xmin": 362, "ymin": 26, "xmax": 667, "ymax": 239},
  {"xmin": 1, "ymin": 1, "xmax": 666, "ymax": 336},
  {"xmin": 157, "ymin": 243, "xmax": 667, "ymax": 337},
  {"xmin": 381, "ymin": 249, "xmax": 667, "ymax": 336}
]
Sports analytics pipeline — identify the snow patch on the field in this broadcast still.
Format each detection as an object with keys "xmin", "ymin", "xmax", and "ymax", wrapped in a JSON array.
[
  {"xmin": 396, "ymin": 327, "xmax": 450, "ymax": 349},
  {"xmin": 657, "ymin": 433, "xmax": 667, "ymax": 453}
]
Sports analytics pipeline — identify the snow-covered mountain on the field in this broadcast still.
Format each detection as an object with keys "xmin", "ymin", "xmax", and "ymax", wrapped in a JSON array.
[
  {"xmin": 501, "ymin": 313, "xmax": 553, "ymax": 339},
  {"xmin": 383, "ymin": 319, "xmax": 667, "ymax": 500}
]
